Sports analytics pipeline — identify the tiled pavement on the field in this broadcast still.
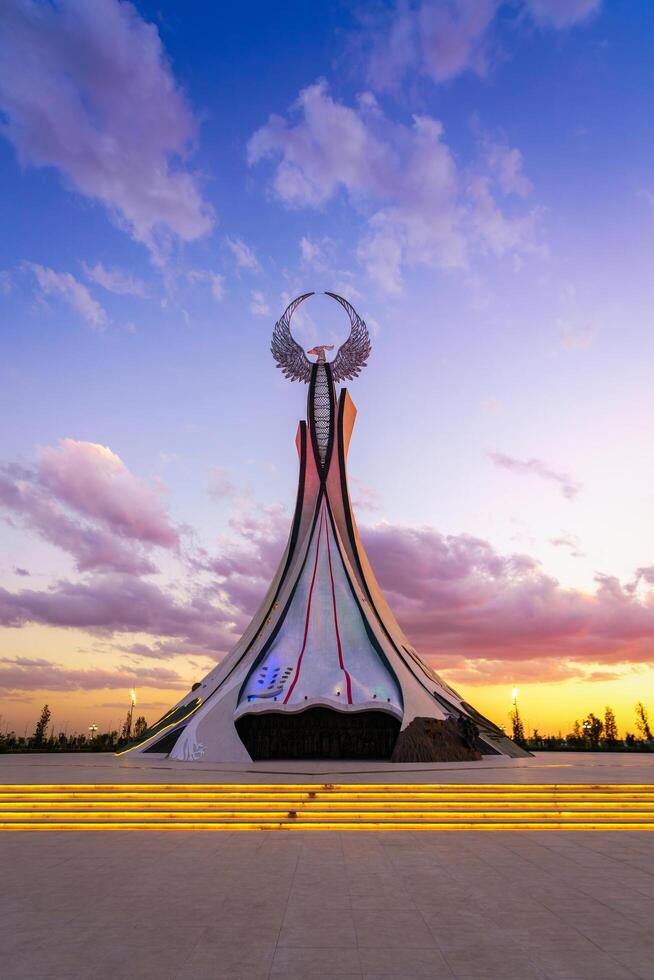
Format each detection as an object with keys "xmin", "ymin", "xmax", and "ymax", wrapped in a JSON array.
[{"xmin": 1, "ymin": 828, "xmax": 653, "ymax": 979}]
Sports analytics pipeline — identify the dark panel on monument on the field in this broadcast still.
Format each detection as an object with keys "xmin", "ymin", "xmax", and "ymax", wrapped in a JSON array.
[{"xmin": 235, "ymin": 707, "xmax": 401, "ymax": 760}]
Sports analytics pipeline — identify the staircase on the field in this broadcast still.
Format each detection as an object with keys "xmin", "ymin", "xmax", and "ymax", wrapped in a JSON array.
[{"xmin": 1, "ymin": 783, "xmax": 653, "ymax": 830}]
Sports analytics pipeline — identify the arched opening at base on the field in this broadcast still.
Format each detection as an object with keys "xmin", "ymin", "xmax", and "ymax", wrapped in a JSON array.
[{"xmin": 235, "ymin": 707, "xmax": 401, "ymax": 760}]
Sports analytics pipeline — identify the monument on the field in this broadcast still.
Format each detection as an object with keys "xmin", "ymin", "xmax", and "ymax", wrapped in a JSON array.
[{"xmin": 121, "ymin": 293, "xmax": 527, "ymax": 762}]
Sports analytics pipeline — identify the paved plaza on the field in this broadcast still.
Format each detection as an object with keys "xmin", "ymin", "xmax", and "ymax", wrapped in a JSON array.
[
  {"xmin": 3, "ymin": 748, "xmax": 654, "ymax": 784},
  {"xmin": 1, "ymin": 753, "xmax": 653, "ymax": 979}
]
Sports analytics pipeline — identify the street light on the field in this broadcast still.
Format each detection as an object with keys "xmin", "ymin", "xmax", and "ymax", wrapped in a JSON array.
[
  {"xmin": 125, "ymin": 688, "xmax": 136, "ymax": 739},
  {"xmin": 88, "ymin": 723, "xmax": 98, "ymax": 740}
]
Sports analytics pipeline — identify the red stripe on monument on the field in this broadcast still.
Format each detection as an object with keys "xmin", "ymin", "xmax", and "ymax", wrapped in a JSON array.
[
  {"xmin": 326, "ymin": 512, "xmax": 353, "ymax": 704},
  {"xmin": 283, "ymin": 506, "xmax": 324, "ymax": 704}
]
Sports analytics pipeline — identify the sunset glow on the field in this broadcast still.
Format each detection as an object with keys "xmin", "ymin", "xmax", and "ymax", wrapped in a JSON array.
[{"xmin": 2, "ymin": 0, "xmax": 654, "ymax": 739}]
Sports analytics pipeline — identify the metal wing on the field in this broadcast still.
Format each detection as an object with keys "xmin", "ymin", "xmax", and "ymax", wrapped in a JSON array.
[
  {"xmin": 325, "ymin": 292, "xmax": 372, "ymax": 383},
  {"xmin": 271, "ymin": 292, "xmax": 314, "ymax": 383}
]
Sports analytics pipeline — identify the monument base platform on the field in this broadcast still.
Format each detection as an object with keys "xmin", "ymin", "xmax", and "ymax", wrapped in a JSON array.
[{"xmin": 1, "ymin": 750, "xmax": 653, "ymax": 784}]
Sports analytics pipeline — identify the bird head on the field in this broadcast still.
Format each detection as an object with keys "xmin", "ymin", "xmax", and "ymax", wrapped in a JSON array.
[{"xmin": 307, "ymin": 344, "xmax": 335, "ymax": 362}]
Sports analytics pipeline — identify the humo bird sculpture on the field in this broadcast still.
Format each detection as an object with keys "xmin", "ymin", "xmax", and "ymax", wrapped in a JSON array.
[
  {"xmin": 271, "ymin": 291, "xmax": 371, "ymax": 382},
  {"xmin": 119, "ymin": 291, "xmax": 528, "ymax": 764}
]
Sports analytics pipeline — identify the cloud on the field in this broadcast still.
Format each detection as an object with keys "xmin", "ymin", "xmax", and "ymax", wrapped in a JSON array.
[
  {"xmin": 193, "ymin": 504, "xmax": 290, "ymax": 618},
  {"xmin": 0, "ymin": 574, "xmax": 236, "ymax": 652},
  {"xmin": 187, "ymin": 269, "xmax": 225, "ymax": 301},
  {"xmin": 0, "ymin": 440, "xmax": 178, "ymax": 574},
  {"xmin": 635, "ymin": 566, "xmax": 654, "ymax": 586},
  {"xmin": 250, "ymin": 290, "xmax": 270, "ymax": 316},
  {"xmin": 359, "ymin": 0, "xmax": 601, "ymax": 91},
  {"xmin": 207, "ymin": 467, "xmax": 236, "ymax": 499},
  {"xmin": 350, "ymin": 478, "xmax": 382, "ymax": 512},
  {"xmin": 524, "ymin": 0, "xmax": 601, "ymax": 28},
  {"xmin": 0, "ymin": 0, "xmax": 213, "ymax": 256},
  {"xmin": 27, "ymin": 264, "xmax": 107, "ymax": 329},
  {"xmin": 227, "ymin": 237, "xmax": 259, "ymax": 271},
  {"xmin": 38, "ymin": 439, "xmax": 178, "ymax": 547},
  {"xmin": 549, "ymin": 534, "xmax": 584, "ymax": 554},
  {"xmin": 248, "ymin": 81, "xmax": 540, "ymax": 292},
  {"xmin": 0, "ymin": 469, "xmax": 157, "ymax": 574},
  {"xmin": 360, "ymin": 522, "xmax": 654, "ymax": 671},
  {"xmin": 483, "ymin": 138, "xmax": 533, "ymax": 197},
  {"xmin": 13, "ymin": 567, "xmax": 30, "ymax": 577},
  {"xmin": 559, "ymin": 319, "xmax": 597, "ymax": 351},
  {"xmin": 83, "ymin": 262, "xmax": 146, "ymax": 297},
  {"xmin": 363, "ymin": 0, "xmax": 500, "ymax": 91},
  {"xmin": 0, "ymin": 656, "xmax": 184, "ymax": 694},
  {"xmin": 300, "ymin": 236, "xmax": 325, "ymax": 265},
  {"xmin": 488, "ymin": 451, "xmax": 580, "ymax": 499},
  {"xmin": 3, "ymin": 492, "xmax": 654, "ymax": 694}
]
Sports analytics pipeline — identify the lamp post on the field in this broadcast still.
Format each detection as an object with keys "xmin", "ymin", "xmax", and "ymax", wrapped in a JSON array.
[
  {"xmin": 88, "ymin": 723, "xmax": 98, "ymax": 742},
  {"xmin": 126, "ymin": 688, "xmax": 136, "ymax": 739}
]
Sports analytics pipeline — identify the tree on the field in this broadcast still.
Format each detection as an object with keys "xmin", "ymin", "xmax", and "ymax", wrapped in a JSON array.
[
  {"xmin": 584, "ymin": 713, "xmax": 603, "ymax": 749},
  {"xmin": 635, "ymin": 703, "xmax": 652, "ymax": 741},
  {"xmin": 134, "ymin": 716, "xmax": 148, "ymax": 737},
  {"xmin": 121, "ymin": 711, "xmax": 133, "ymax": 740},
  {"xmin": 566, "ymin": 720, "xmax": 583, "ymax": 747},
  {"xmin": 510, "ymin": 704, "xmax": 525, "ymax": 745},
  {"xmin": 32, "ymin": 704, "xmax": 51, "ymax": 746},
  {"xmin": 603, "ymin": 706, "xmax": 619, "ymax": 744}
]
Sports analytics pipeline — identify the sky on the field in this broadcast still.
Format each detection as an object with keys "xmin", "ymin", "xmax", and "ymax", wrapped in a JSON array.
[{"xmin": 1, "ymin": 0, "xmax": 654, "ymax": 738}]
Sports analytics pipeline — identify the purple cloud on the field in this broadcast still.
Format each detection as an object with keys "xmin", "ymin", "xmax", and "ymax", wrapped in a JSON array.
[
  {"xmin": 488, "ymin": 451, "xmax": 581, "ymax": 499},
  {"xmin": 360, "ymin": 0, "xmax": 601, "ymax": 92},
  {"xmin": 27, "ymin": 264, "xmax": 107, "ymax": 330},
  {"xmin": 361, "ymin": 522, "xmax": 654, "ymax": 672},
  {"xmin": 0, "ymin": 0, "xmax": 213, "ymax": 254},
  {"xmin": 248, "ymin": 81, "xmax": 539, "ymax": 293},
  {"xmin": 38, "ymin": 439, "xmax": 178, "ymax": 547},
  {"xmin": 525, "ymin": 0, "xmax": 601, "ymax": 28},
  {"xmin": 82, "ymin": 262, "xmax": 146, "ymax": 297},
  {"xmin": 0, "ymin": 574, "xmax": 237, "ymax": 652},
  {"xmin": 2, "ymin": 496, "xmax": 654, "ymax": 695},
  {"xmin": 0, "ymin": 656, "xmax": 184, "ymax": 694}
]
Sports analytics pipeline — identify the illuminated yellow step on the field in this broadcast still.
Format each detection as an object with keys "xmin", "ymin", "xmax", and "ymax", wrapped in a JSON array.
[
  {"xmin": 2, "ymin": 821, "xmax": 654, "ymax": 832},
  {"xmin": 1, "ymin": 799, "xmax": 652, "ymax": 811},
  {"xmin": 3, "ymin": 810, "xmax": 652, "ymax": 822},
  {"xmin": 3, "ymin": 792, "xmax": 653, "ymax": 805},
  {"xmin": 2, "ymin": 782, "xmax": 652, "ymax": 791},
  {"xmin": 1, "ymin": 784, "xmax": 652, "ymax": 831}
]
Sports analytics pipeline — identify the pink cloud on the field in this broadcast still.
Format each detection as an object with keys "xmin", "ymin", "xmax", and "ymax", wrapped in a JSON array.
[
  {"xmin": 361, "ymin": 523, "xmax": 654, "ymax": 669},
  {"xmin": 0, "ymin": 466, "xmax": 156, "ymax": 574},
  {"xmin": 38, "ymin": 439, "xmax": 177, "ymax": 547},
  {"xmin": 0, "ymin": 0, "xmax": 213, "ymax": 255},
  {"xmin": 488, "ymin": 451, "xmax": 580, "ymax": 499},
  {"xmin": 0, "ymin": 440, "xmax": 178, "ymax": 573}
]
